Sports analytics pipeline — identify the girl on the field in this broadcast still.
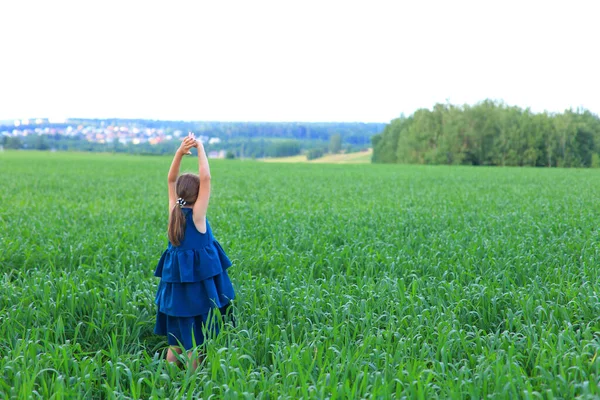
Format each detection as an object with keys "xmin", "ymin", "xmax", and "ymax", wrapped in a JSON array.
[{"xmin": 154, "ymin": 133, "xmax": 235, "ymax": 369}]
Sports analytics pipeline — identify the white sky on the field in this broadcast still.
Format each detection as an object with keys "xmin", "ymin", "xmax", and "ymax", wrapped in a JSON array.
[{"xmin": 0, "ymin": 0, "xmax": 599, "ymax": 123}]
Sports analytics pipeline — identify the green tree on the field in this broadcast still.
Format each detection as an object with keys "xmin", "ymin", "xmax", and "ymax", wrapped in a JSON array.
[
  {"xmin": 329, "ymin": 134, "xmax": 342, "ymax": 154},
  {"xmin": 266, "ymin": 140, "xmax": 301, "ymax": 157},
  {"xmin": 307, "ymin": 148, "xmax": 325, "ymax": 160},
  {"xmin": 5, "ymin": 136, "xmax": 22, "ymax": 149},
  {"xmin": 371, "ymin": 99, "xmax": 600, "ymax": 168},
  {"xmin": 372, "ymin": 118, "xmax": 404, "ymax": 163},
  {"xmin": 34, "ymin": 135, "xmax": 50, "ymax": 150}
]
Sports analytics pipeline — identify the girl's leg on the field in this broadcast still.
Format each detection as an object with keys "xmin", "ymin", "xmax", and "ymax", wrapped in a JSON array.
[
  {"xmin": 187, "ymin": 350, "xmax": 205, "ymax": 371},
  {"xmin": 167, "ymin": 346, "xmax": 205, "ymax": 371},
  {"xmin": 166, "ymin": 346, "xmax": 183, "ymax": 365}
]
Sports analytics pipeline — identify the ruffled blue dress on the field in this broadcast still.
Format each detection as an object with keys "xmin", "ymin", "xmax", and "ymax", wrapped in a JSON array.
[{"xmin": 154, "ymin": 208, "xmax": 235, "ymax": 350}]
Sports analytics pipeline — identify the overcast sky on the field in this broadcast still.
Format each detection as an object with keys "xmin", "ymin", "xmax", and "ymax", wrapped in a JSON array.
[{"xmin": 0, "ymin": 0, "xmax": 598, "ymax": 123}]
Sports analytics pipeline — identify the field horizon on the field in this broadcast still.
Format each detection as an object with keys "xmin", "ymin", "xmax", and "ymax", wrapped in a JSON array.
[{"xmin": 262, "ymin": 148, "xmax": 373, "ymax": 164}]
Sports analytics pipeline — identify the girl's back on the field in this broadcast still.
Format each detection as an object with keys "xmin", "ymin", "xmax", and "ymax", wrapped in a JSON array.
[
  {"xmin": 155, "ymin": 209, "xmax": 233, "ymax": 288},
  {"xmin": 168, "ymin": 208, "xmax": 213, "ymax": 250}
]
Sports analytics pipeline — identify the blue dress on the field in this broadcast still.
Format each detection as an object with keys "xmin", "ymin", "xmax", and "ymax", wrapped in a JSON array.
[{"xmin": 154, "ymin": 208, "xmax": 235, "ymax": 350}]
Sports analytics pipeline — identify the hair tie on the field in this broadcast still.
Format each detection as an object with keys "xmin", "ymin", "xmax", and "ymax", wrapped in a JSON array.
[{"xmin": 176, "ymin": 198, "xmax": 187, "ymax": 208}]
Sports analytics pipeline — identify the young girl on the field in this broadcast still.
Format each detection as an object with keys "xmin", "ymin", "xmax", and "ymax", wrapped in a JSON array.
[{"xmin": 154, "ymin": 133, "xmax": 235, "ymax": 368}]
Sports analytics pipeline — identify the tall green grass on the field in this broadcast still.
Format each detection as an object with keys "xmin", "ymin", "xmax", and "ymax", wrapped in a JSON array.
[{"xmin": 1, "ymin": 151, "xmax": 600, "ymax": 398}]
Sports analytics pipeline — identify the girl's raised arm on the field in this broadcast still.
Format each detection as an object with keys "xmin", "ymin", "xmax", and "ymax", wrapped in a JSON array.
[
  {"xmin": 167, "ymin": 136, "xmax": 195, "ymax": 213},
  {"xmin": 192, "ymin": 135, "xmax": 211, "ymax": 233}
]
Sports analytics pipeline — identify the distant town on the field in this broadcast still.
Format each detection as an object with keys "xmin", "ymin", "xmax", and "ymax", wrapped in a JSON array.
[
  {"xmin": 0, "ymin": 118, "xmax": 385, "ymax": 158},
  {"xmin": 0, "ymin": 118, "xmax": 227, "ymax": 155}
]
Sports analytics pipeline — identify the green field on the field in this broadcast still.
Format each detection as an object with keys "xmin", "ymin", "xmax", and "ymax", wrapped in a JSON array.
[{"xmin": 2, "ymin": 151, "xmax": 600, "ymax": 399}]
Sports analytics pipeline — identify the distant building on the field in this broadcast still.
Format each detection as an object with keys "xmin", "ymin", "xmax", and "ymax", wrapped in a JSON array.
[{"xmin": 208, "ymin": 150, "xmax": 226, "ymax": 159}]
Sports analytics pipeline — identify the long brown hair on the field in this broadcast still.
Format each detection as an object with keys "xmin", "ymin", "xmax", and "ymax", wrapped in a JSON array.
[{"xmin": 168, "ymin": 173, "xmax": 200, "ymax": 246}]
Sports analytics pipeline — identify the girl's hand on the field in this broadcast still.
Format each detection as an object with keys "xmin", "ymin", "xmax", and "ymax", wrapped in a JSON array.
[
  {"xmin": 177, "ymin": 136, "xmax": 196, "ymax": 156},
  {"xmin": 188, "ymin": 132, "xmax": 201, "ymax": 148}
]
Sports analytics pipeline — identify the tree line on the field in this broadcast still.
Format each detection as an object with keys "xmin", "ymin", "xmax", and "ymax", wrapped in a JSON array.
[
  {"xmin": 56, "ymin": 119, "xmax": 384, "ymax": 146},
  {"xmin": 372, "ymin": 100, "xmax": 600, "ymax": 167},
  {"xmin": 2, "ymin": 133, "xmax": 361, "ymax": 159},
  {"xmin": 1, "ymin": 119, "xmax": 379, "ymax": 157}
]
